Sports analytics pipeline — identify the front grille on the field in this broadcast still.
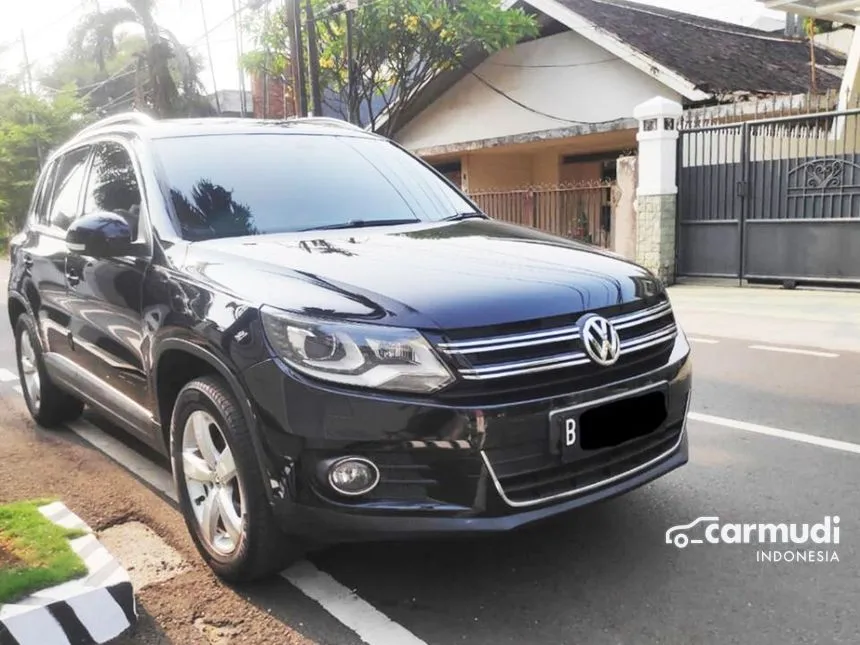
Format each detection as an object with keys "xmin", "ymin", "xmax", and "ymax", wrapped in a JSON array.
[
  {"xmin": 431, "ymin": 297, "xmax": 677, "ymax": 404},
  {"xmin": 485, "ymin": 420, "xmax": 685, "ymax": 506}
]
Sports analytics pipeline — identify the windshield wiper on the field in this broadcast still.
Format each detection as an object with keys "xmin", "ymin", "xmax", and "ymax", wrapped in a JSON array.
[
  {"xmin": 298, "ymin": 218, "xmax": 420, "ymax": 232},
  {"xmin": 442, "ymin": 212, "xmax": 486, "ymax": 221}
]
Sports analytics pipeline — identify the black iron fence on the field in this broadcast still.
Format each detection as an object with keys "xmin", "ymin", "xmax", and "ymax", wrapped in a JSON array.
[
  {"xmin": 468, "ymin": 182, "xmax": 617, "ymax": 247},
  {"xmin": 677, "ymin": 106, "xmax": 860, "ymax": 285}
]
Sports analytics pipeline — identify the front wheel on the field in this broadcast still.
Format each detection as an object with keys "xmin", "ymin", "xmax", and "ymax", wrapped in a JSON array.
[{"xmin": 170, "ymin": 376, "xmax": 303, "ymax": 582}]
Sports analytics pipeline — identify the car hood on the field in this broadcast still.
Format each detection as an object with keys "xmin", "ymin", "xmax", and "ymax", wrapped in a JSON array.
[{"xmin": 173, "ymin": 219, "xmax": 663, "ymax": 330}]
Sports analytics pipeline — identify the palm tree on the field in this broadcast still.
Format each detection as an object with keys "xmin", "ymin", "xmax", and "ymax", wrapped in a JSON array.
[{"xmin": 72, "ymin": 0, "xmax": 204, "ymax": 116}]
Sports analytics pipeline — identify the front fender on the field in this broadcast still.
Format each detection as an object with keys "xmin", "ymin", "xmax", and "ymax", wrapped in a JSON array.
[{"xmin": 152, "ymin": 336, "xmax": 279, "ymax": 506}]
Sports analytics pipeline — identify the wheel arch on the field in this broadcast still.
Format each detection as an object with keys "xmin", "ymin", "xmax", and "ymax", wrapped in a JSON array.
[{"xmin": 153, "ymin": 338, "xmax": 276, "ymax": 503}]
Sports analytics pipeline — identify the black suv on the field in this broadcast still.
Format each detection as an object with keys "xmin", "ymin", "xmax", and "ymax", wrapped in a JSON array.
[{"xmin": 7, "ymin": 113, "xmax": 692, "ymax": 581}]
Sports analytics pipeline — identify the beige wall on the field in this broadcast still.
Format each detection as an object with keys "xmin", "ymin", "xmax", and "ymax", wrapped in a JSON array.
[{"xmin": 430, "ymin": 129, "xmax": 636, "ymax": 192}]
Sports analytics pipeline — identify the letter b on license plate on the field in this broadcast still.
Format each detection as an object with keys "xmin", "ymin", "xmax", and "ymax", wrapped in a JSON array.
[
  {"xmin": 550, "ymin": 411, "xmax": 582, "ymax": 462},
  {"xmin": 564, "ymin": 417, "xmax": 577, "ymax": 447}
]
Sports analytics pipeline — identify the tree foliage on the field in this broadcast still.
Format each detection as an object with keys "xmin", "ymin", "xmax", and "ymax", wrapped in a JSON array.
[
  {"xmin": 243, "ymin": 0, "xmax": 538, "ymax": 135},
  {"xmin": 0, "ymin": 86, "xmax": 89, "ymax": 235},
  {"xmin": 42, "ymin": 1, "xmax": 210, "ymax": 118}
]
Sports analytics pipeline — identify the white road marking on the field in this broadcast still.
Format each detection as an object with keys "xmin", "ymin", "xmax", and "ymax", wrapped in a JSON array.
[
  {"xmin": 63, "ymin": 417, "xmax": 426, "ymax": 645},
  {"xmin": 0, "ymin": 367, "xmax": 18, "ymax": 381},
  {"xmin": 282, "ymin": 560, "xmax": 429, "ymax": 645},
  {"xmin": 687, "ymin": 337, "xmax": 719, "ymax": 344},
  {"xmin": 689, "ymin": 412, "xmax": 860, "ymax": 456},
  {"xmin": 65, "ymin": 419, "xmax": 177, "ymax": 502},
  {"xmin": 748, "ymin": 344, "xmax": 839, "ymax": 358}
]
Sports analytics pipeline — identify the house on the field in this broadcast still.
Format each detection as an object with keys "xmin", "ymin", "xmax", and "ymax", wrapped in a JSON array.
[
  {"xmin": 207, "ymin": 89, "xmax": 254, "ymax": 117},
  {"xmin": 387, "ymin": 0, "xmax": 847, "ymax": 195}
]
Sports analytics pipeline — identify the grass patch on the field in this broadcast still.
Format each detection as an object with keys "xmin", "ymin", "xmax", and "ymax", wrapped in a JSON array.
[{"xmin": 0, "ymin": 501, "xmax": 87, "ymax": 605}]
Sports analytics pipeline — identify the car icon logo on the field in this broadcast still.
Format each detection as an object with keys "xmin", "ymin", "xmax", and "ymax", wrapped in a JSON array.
[{"xmin": 665, "ymin": 517, "xmax": 720, "ymax": 548}]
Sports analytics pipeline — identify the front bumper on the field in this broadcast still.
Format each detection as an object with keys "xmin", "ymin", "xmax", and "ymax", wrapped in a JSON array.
[{"xmin": 242, "ymin": 334, "xmax": 692, "ymax": 543}]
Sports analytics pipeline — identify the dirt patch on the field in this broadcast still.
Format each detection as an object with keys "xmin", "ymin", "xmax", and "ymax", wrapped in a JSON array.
[
  {"xmin": 194, "ymin": 618, "xmax": 242, "ymax": 645},
  {"xmin": 99, "ymin": 521, "xmax": 190, "ymax": 590},
  {"xmin": 0, "ymin": 542, "xmax": 24, "ymax": 568},
  {"xmin": 0, "ymin": 395, "xmax": 314, "ymax": 645}
]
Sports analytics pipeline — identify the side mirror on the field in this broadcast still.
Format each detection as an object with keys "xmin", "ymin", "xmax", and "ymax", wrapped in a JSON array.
[{"xmin": 66, "ymin": 211, "xmax": 136, "ymax": 258}]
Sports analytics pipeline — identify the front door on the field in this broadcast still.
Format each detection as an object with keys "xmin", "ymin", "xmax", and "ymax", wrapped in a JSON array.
[{"xmin": 64, "ymin": 141, "xmax": 154, "ymax": 438}]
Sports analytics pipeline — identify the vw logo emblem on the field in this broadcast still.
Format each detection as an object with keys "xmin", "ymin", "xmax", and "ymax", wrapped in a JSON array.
[{"xmin": 578, "ymin": 314, "xmax": 621, "ymax": 366}]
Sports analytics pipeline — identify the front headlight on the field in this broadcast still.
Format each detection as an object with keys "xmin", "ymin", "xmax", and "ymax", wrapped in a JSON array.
[{"xmin": 259, "ymin": 306, "xmax": 455, "ymax": 393}]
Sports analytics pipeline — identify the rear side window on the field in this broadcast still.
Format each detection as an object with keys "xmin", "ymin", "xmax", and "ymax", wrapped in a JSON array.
[
  {"xmin": 83, "ymin": 142, "xmax": 144, "ymax": 239},
  {"xmin": 47, "ymin": 147, "xmax": 91, "ymax": 231},
  {"xmin": 32, "ymin": 162, "xmax": 58, "ymax": 225}
]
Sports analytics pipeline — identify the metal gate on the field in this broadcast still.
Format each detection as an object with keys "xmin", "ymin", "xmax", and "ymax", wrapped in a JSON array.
[{"xmin": 677, "ymin": 108, "xmax": 860, "ymax": 285}]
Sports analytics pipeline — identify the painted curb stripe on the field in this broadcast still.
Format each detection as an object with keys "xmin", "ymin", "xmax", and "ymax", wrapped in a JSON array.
[
  {"xmin": 46, "ymin": 603, "xmax": 93, "ymax": 645},
  {"xmin": 107, "ymin": 584, "xmax": 138, "ymax": 627},
  {"xmin": 0, "ymin": 504, "xmax": 136, "ymax": 645},
  {"xmin": 0, "ymin": 622, "xmax": 22, "ymax": 645}
]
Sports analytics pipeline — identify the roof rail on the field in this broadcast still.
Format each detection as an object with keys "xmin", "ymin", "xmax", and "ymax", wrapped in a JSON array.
[
  {"xmin": 291, "ymin": 116, "xmax": 366, "ymax": 132},
  {"xmin": 76, "ymin": 111, "xmax": 155, "ymax": 137}
]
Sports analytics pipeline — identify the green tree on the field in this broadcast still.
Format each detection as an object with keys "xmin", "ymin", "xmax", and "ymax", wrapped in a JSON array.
[
  {"xmin": 243, "ymin": 0, "xmax": 538, "ymax": 135},
  {"xmin": 0, "ymin": 86, "xmax": 89, "ymax": 235},
  {"xmin": 40, "ymin": 33, "xmax": 144, "ymax": 116},
  {"xmin": 63, "ymin": 0, "xmax": 207, "ymax": 117}
]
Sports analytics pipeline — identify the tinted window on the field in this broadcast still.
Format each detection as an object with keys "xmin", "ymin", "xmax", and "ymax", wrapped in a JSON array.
[
  {"xmin": 48, "ymin": 147, "xmax": 90, "ymax": 230},
  {"xmin": 152, "ymin": 134, "xmax": 477, "ymax": 241},
  {"xmin": 83, "ymin": 142, "xmax": 144, "ymax": 239},
  {"xmin": 33, "ymin": 161, "xmax": 58, "ymax": 225}
]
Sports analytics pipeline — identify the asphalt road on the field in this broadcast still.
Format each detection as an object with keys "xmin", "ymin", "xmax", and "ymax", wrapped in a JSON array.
[{"xmin": 1, "ymin": 275, "xmax": 858, "ymax": 645}]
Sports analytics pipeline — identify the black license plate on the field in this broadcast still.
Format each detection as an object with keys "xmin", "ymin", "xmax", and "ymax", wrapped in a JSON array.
[{"xmin": 549, "ymin": 387, "xmax": 669, "ymax": 463}]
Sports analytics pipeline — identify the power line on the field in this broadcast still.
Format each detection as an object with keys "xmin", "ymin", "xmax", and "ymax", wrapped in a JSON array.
[
  {"xmin": 413, "ymin": 15, "xmax": 630, "ymax": 128},
  {"xmin": 75, "ymin": 0, "xmax": 271, "ymax": 107},
  {"xmin": 2, "ymin": 0, "xmax": 92, "ymax": 68}
]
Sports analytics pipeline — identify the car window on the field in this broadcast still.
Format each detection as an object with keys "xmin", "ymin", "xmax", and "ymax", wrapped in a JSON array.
[
  {"xmin": 151, "ymin": 133, "xmax": 478, "ymax": 241},
  {"xmin": 32, "ymin": 161, "xmax": 58, "ymax": 226},
  {"xmin": 47, "ymin": 147, "xmax": 91, "ymax": 231},
  {"xmin": 83, "ymin": 142, "xmax": 144, "ymax": 240}
]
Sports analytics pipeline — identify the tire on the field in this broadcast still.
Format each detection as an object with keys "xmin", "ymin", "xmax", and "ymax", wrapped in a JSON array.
[
  {"xmin": 15, "ymin": 313, "xmax": 84, "ymax": 427},
  {"xmin": 170, "ymin": 375, "xmax": 302, "ymax": 582}
]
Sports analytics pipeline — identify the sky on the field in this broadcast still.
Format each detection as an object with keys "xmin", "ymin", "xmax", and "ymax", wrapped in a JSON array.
[{"xmin": 0, "ymin": 0, "xmax": 786, "ymax": 94}]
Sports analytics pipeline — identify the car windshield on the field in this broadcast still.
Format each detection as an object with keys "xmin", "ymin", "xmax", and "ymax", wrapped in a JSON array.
[{"xmin": 152, "ymin": 133, "xmax": 479, "ymax": 241}]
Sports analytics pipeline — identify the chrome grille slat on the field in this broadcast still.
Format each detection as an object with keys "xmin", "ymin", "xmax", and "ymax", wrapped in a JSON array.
[{"xmin": 438, "ymin": 300, "xmax": 677, "ymax": 382}]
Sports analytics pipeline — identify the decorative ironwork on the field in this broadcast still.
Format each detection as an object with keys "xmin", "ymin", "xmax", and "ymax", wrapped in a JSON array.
[{"xmin": 787, "ymin": 158, "xmax": 860, "ymax": 193}]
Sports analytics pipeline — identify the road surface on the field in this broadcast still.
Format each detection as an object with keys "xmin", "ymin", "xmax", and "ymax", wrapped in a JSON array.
[{"xmin": 1, "ymin": 271, "xmax": 857, "ymax": 645}]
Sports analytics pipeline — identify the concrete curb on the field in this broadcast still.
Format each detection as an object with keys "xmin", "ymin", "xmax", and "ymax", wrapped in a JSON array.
[{"xmin": 0, "ymin": 502, "xmax": 137, "ymax": 645}]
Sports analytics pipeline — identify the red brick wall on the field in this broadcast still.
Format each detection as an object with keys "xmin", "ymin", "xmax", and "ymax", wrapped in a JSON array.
[{"xmin": 251, "ymin": 74, "xmax": 294, "ymax": 119}]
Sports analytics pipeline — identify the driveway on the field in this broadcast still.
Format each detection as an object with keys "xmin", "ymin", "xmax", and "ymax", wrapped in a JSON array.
[{"xmin": 1, "ymin": 265, "xmax": 858, "ymax": 645}]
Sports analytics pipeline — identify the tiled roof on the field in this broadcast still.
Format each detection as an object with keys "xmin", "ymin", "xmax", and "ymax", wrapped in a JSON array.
[{"xmin": 557, "ymin": 0, "xmax": 846, "ymax": 94}]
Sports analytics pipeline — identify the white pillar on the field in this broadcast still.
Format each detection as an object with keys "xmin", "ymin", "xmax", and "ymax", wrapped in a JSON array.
[
  {"xmin": 633, "ymin": 96, "xmax": 683, "ymax": 196},
  {"xmin": 838, "ymin": 26, "xmax": 860, "ymax": 112},
  {"xmin": 632, "ymin": 96, "xmax": 683, "ymax": 284}
]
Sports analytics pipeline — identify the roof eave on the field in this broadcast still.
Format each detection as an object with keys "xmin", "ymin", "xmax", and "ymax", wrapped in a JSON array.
[{"xmin": 521, "ymin": 0, "xmax": 712, "ymax": 102}]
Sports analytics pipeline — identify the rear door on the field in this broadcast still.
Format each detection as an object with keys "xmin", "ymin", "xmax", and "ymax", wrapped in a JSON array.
[
  {"xmin": 64, "ymin": 140, "xmax": 154, "ymax": 434},
  {"xmin": 20, "ymin": 146, "xmax": 92, "ymax": 360}
]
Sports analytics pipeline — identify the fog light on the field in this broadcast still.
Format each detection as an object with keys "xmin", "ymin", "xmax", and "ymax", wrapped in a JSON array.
[{"xmin": 327, "ymin": 457, "xmax": 380, "ymax": 496}]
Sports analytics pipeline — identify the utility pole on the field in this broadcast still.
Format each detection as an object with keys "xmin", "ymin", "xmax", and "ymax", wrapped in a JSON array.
[
  {"xmin": 263, "ymin": 0, "xmax": 271, "ymax": 118},
  {"xmin": 287, "ymin": 0, "xmax": 308, "ymax": 116},
  {"xmin": 231, "ymin": 0, "xmax": 248, "ymax": 116},
  {"xmin": 304, "ymin": 0, "xmax": 323, "ymax": 115},
  {"xmin": 199, "ymin": 0, "xmax": 221, "ymax": 114},
  {"xmin": 345, "ymin": 1, "xmax": 358, "ymax": 124},
  {"xmin": 92, "ymin": 0, "xmax": 106, "ymax": 74},
  {"xmin": 20, "ymin": 30, "xmax": 44, "ymax": 167}
]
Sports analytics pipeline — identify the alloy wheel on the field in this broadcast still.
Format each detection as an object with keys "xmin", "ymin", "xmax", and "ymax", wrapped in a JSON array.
[
  {"xmin": 182, "ymin": 410, "xmax": 246, "ymax": 556},
  {"xmin": 19, "ymin": 331, "xmax": 40, "ymax": 412}
]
